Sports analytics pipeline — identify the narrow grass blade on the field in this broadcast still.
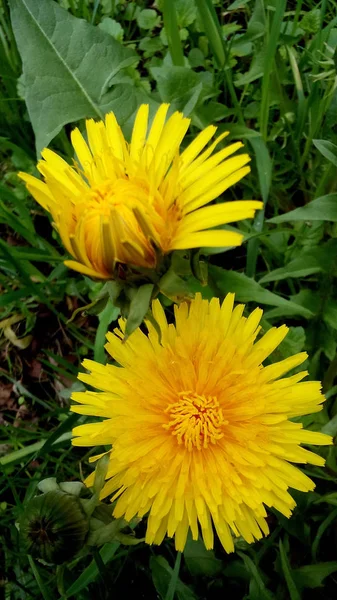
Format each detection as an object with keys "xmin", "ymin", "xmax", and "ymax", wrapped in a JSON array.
[
  {"xmin": 246, "ymin": 135, "xmax": 272, "ymax": 278},
  {"xmin": 28, "ymin": 556, "xmax": 55, "ymax": 600},
  {"xmin": 260, "ymin": 0, "xmax": 287, "ymax": 139},
  {"xmin": 0, "ymin": 432, "xmax": 72, "ymax": 466},
  {"xmin": 279, "ymin": 539, "xmax": 301, "ymax": 600},
  {"xmin": 163, "ymin": 0, "xmax": 184, "ymax": 67},
  {"xmin": 194, "ymin": 0, "xmax": 225, "ymax": 68},
  {"xmin": 165, "ymin": 551, "xmax": 182, "ymax": 600}
]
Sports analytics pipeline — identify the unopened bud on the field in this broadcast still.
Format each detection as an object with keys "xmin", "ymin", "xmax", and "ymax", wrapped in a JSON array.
[{"xmin": 20, "ymin": 491, "xmax": 89, "ymax": 564}]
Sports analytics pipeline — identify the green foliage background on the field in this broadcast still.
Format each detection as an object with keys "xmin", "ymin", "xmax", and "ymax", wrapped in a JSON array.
[{"xmin": 1, "ymin": 0, "xmax": 337, "ymax": 598}]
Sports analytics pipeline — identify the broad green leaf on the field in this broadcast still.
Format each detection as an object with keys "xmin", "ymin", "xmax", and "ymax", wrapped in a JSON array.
[
  {"xmin": 98, "ymin": 17, "xmax": 124, "ymax": 41},
  {"xmin": 313, "ymin": 139, "xmax": 337, "ymax": 166},
  {"xmin": 184, "ymin": 537, "xmax": 222, "ymax": 577},
  {"xmin": 9, "ymin": 0, "xmax": 138, "ymax": 153},
  {"xmin": 174, "ymin": 0, "xmax": 197, "ymax": 28},
  {"xmin": 292, "ymin": 562, "xmax": 337, "ymax": 589},
  {"xmin": 268, "ymin": 194, "xmax": 337, "ymax": 223},
  {"xmin": 209, "ymin": 266, "xmax": 313, "ymax": 318},
  {"xmin": 151, "ymin": 66, "xmax": 202, "ymax": 115},
  {"xmin": 137, "ymin": 8, "xmax": 160, "ymax": 30}
]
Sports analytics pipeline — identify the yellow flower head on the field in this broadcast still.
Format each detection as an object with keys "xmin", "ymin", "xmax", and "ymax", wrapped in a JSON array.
[
  {"xmin": 19, "ymin": 105, "xmax": 262, "ymax": 279},
  {"xmin": 71, "ymin": 294, "xmax": 332, "ymax": 552}
]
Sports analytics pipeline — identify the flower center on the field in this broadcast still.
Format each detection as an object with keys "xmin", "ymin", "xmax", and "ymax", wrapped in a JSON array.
[
  {"xmin": 163, "ymin": 392, "xmax": 228, "ymax": 451},
  {"xmin": 86, "ymin": 178, "xmax": 148, "ymax": 214}
]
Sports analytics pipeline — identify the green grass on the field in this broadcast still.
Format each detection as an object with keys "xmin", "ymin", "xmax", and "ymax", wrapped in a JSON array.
[{"xmin": 1, "ymin": 0, "xmax": 337, "ymax": 598}]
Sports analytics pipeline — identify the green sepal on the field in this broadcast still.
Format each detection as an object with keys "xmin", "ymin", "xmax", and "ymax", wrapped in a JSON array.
[
  {"xmin": 158, "ymin": 250, "xmax": 193, "ymax": 299},
  {"xmin": 124, "ymin": 283, "xmax": 155, "ymax": 340},
  {"xmin": 115, "ymin": 532, "xmax": 145, "ymax": 546},
  {"xmin": 67, "ymin": 282, "xmax": 112, "ymax": 322},
  {"xmin": 82, "ymin": 455, "xmax": 110, "ymax": 517},
  {"xmin": 87, "ymin": 517, "xmax": 127, "ymax": 546},
  {"xmin": 191, "ymin": 250, "xmax": 208, "ymax": 286}
]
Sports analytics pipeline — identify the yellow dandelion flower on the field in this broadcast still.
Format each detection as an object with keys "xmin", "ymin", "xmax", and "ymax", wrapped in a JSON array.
[
  {"xmin": 71, "ymin": 293, "xmax": 332, "ymax": 553},
  {"xmin": 19, "ymin": 105, "xmax": 262, "ymax": 279}
]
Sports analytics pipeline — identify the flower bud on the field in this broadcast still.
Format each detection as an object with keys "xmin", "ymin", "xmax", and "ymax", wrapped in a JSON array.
[{"xmin": 20, "ymin": 491, "xmax": 89, "ymax": 564}]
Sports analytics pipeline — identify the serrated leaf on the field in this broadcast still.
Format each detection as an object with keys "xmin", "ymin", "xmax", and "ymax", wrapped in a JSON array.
[
  {"xmin": 268, "ymin": 194, "xmax": 337, "ymax": 223},
  {"xmin": 278, "ymin": 327, "xmax": 306, "ymax": 358},
  {"xmin": 292, "ymin": 562, "xmax": 337, "ymax": 589},
  {"xmin": 9, "ymin": 0, "xmax": 138, "ymax": 153},
  {"xmin": 137, "ymin": 8, "xmax": 160, "ymax": 30},
  {"xmin": 209, "ymin": 266, "xmax": 314, "ymax": 318},
  {"xmin": 98, "ymin": 17, "xmax": 124, "ymax": 41},
  {"xmin": 235, "ymin": 48, "xmax": 265, "ymax": 86},
  {"xmin": 259, "ymin": 255, "xmax": 322, "ymax": 283},
  {"xmin": 151, "ymin": 66, "xmax": 202, "ymax": 114}
]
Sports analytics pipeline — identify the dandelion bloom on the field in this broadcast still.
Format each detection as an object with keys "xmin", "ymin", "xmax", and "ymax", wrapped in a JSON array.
[
  {"xmin": 19, "ymin": 105, "xmax": 262, "ymax": 279},
  {"xmin": 71, "ymin": 294, "xmax": 332, "ymax": 552}
]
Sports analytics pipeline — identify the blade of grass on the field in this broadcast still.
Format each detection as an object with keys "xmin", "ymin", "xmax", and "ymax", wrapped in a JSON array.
[
  {"xmin": 287, "ymin": 46, "xmax": 306, "ymax": 140},
  {"xmin": 194, "ymin": 0, "xmax": 244, "ymax": 123},
  {"xmin": 28, "ymin": 556, "xmax": 55, "ymax": 600},
  {"xmin": 279, "ymin": 539, "xmax": 301, "ymax": 600},
  {"xmin": 312, "ymin": 507, "xmax": 337, "ymax": 560},
  {"xmin": 246, "ymin": 135, "xmax": 272, "ymax": 278},
  {"xmin": 163, "ymin": 0, "xmax": 184, "ymax": 67},
  {"xmin": 165, "ymin": 551, "xmax": 181, "ymax": 600},
  {"xmin": 194, "ymin": 0, "xmax": 225, "ymax": 68},
  {"xmin": 0, "ymin": 431, "xmax": 72, "ymax": 466},
  {"xmin": 65, "ymin": 542, "xmax": 120, "ymax": 596},
  {"xmin": 260, "ymin": 0, "xmax": 287, "ymax": 140}
]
